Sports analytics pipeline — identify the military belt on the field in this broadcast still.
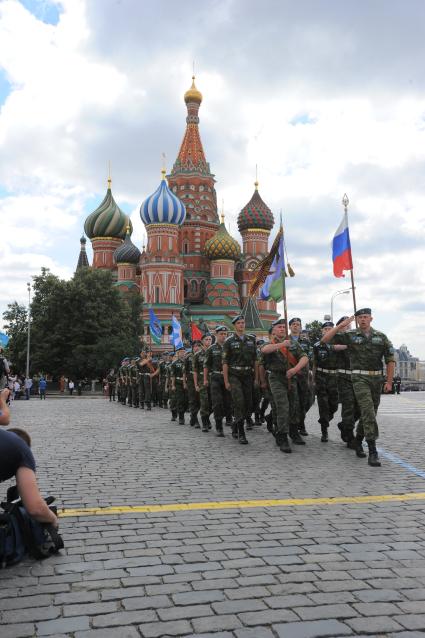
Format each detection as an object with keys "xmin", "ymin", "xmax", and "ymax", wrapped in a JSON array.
[
  {"xmin": 141, "ymin": 373, "xmax": 151, "ymax": 376},
  {"xmin": 316, "ymin": 367, "xmax": 338, "ymax": 374},
  {"xmin": 351, "ymin": 370, "xmax": 382, "ymax": 376},
  {"xmin": 337, "ymin": 369, "xmax": 351, "ymax": 375},
  {"xmin": 211, "ymin": 371, "xmax": 223, "ymax": 375},
  {"xmin": 230, "ymin": 366, "xmax": 252, "ymax": 371},
  {"xmin": 174, "ymin": 377, "xmax": 184, "ymax": 380}
]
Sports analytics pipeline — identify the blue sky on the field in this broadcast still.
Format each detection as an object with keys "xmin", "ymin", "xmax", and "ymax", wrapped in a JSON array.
[{"xmin": 0, "ymin": 0, "xmax": 424, "ymax": 358}]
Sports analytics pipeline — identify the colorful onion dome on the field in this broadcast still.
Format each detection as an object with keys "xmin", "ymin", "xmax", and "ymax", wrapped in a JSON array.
[
  {"xmin": 140, "ymin": 170, "xmax": 186, "ymax": 226},
  {"xmin": 84, "ymin": 179, "xmax": 132, "ymax": 240},
  {"xmin": 205, "ymin": 216, "xmax": 241, "ymax": 261},
  {"xmin": 237, "ymin": 182, "xmax": 274, "ymax": 232},
  {"xmin": 114, "ymin": 226, "xmax": 141, "ymax": 264},
  {"xmin": 184, "ymin": 75, "xmax": 203, "ymax": 104}
]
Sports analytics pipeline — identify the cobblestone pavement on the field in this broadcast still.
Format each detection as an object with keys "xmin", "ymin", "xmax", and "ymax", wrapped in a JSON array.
[{"xmin": 1, "ymin": 393, "xmax": 425, "ymax": 637}]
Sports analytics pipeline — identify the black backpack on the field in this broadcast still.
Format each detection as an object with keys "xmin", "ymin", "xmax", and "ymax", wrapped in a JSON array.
[{"xmin": 0, "ymin": 494, "xmax": 64, "ymax": 568}]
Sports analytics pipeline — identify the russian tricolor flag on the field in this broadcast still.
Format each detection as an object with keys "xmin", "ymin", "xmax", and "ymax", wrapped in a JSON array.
[{"xmin": 332, "ymin": 212, "xmax": 353, "ymax": 277}]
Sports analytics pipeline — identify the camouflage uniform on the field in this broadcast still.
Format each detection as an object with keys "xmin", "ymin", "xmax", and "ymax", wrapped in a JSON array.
[
  {"xmin": 129, "ymin": 360, "xmax": 139, "ymax": 408},
  {"xmin": 204, "ymin": 342, "xmax": 232, "ymax": 435},
  {"xmin": 262, "ymin": 340, "xmax": 307, "ymax": 449},
  {"xmin": 222, "ymin": 333, "xmax": 257, "ymax": 443},
  {"xmin": 166, "ymin": 360, "xmax": 177, "ymax": 420},
  {"xmin": 185, "ymin": 352, "xmax": 200, "ymax": 427},
  {"xmin": 106, "ymin": 371, "xmax": 116, "ymax": 401},
  {"xmin": 313, "ymin": 342, "xmax": 339, "ymax": 438},
  {"xmin": 194, "ymin": 348, "xmax": 211, "ymax": 431},
  {"xmin": 290, "ymin": 335, "xmax": 313, "ymax": 434},
  {"xmin": 334, "ymin": 338, "xmax": 360, "ymax": 444},
  {"xmin": 333, "ymin": 327, "xmax": 395, "ymax": 442},
  {"xmin": 170, "ymin": 357, "xmax": 187, "ymax": 424},
  {"xmin": 138, "ymin": 357, "xmax": 152, "ymax": 410},
  {"xmin": 121, "ymin": 363, "xmax": 130, "ymax": 405},
  {"xmin": 158, "ymin": 358, "xmax": 167, "ymax": 408}
]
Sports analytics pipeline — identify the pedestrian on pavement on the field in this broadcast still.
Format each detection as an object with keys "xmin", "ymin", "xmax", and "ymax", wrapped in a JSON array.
[
  {"xmin": 38, "ymin": 377, "xmax": 47, "ymax": 400},
  {"xmin": 322, "ymin": 308, "xmax": 395, "ymax": 467},
  {"xmin": 24, "ymin": 376, "xmax": 33, "ymax": 400},
  {"xmin": 222, "ymin": 315, "xmax": 258, "ymax": 445},
  {"xmin": 68, "ymin": 380, "xmax": 74, "ymax": 395}
]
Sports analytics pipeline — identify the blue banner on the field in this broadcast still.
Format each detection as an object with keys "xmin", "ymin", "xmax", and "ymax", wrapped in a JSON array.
[
  {"xmin": 0, "ymin": 332, "xmax": 9, "ymax": 347},
  {"xmin": 170, "ymin": 315, "xmax": 183, "ymax": 350},
  {"xmin": 149, "ymin": 308, "xmax": 162, "ymax": 345}
]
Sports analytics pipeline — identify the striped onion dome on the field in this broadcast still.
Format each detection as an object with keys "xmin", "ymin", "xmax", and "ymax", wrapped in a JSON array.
[
  {"xmin": 140, "ymin": 170, "xmax": 186, "ymax": 226},
  {"xmin": 237, "ymin": 182, "xmax": 274, "ymax": 232},
  {"xmin": 114, "ymin": 227, "xmax": 141, "ymax": 264},
  {"xmin": 205, "ymin": 218, "xmax": 241, "ymax": 261},
  {"xmin": 84, "ymin": 180, "xmax": 132, "ymax": 239}
]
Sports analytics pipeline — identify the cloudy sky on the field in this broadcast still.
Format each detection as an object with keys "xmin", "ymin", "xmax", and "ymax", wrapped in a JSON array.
[{"xmin": 0, "ymin": 0, "xmax": 424, "ymax": 357}]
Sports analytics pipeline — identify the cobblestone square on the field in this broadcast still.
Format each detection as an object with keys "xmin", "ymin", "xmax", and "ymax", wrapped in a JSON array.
[{"xmin": 1, "ymin": 393, "xmax": 425, "ymax": 637}]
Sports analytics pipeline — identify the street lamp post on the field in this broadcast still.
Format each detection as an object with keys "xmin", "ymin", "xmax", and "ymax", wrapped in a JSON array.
[
  {"xmin": 331, "ymin": 288, "xmax": 351, "ymax": 323},
  {"xmin": 26, "ymin": 282, "xmax": 31, "ymax": 379}
]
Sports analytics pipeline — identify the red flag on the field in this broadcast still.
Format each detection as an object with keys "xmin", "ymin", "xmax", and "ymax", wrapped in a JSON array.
[{"xmin": 191, "ymin": 322, "xmax": 203, "ymax": 341}]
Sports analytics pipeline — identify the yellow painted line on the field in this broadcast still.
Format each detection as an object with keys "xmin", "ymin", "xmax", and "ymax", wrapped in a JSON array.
[{"xmin": 58, "ymin": 492, "xmax": 425, "ymax": 518}]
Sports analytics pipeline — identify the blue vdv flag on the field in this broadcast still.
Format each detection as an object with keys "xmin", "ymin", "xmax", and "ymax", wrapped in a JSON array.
[
  {"xmin": 0, "ymin": 332, "xmax": 9, "ymax": 347},
  {"xmin": 149, "ymin": 308, "xmax": 162, "ymax": 345},
  {"xmin": 170, "ymin": 315, "xmax": 183, "ymax": 350}
]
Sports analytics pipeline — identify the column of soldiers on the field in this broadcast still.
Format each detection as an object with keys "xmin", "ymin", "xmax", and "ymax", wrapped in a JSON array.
[{"xmin": 108, "ymin": 307, "xmax": 394, "ymax": 468}]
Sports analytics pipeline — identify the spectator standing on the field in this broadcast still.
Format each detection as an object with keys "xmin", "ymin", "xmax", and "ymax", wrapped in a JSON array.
[
  {"xmin": 59, "ymin": 375, "xmax": 65, "ymax": 393},
  {"xmin": 13, "ymin": 379, "xmax": 21, "ymax": 400},
  {"xmin": 24, "ymin": 376, "xmax": 33, "ymax": 400},
  {"xmin": 77, "ymin": 381, "xmax": 83, "ymax": 396},
  {"xmin": 68, "ymin": 380, "xmax": 74, "ymax": 395},
  {"xmin": 39, "ymin": 377, "xmax": 47, "ymax": 400}
]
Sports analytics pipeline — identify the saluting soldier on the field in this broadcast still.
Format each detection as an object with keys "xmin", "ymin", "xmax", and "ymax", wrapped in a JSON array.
[
  {"xmin": 322, "ymin": 308, "xmax": 395, "ymax": 467},
  {"xmin": 313, "ymin": 322, "xmax": 343, "ymax": 441},
  {"xmin": 289, "ymin": 318, "xmax": 313, "ymax": 436},
  {"xmin": 334, "ymin": 316, "xmax": 360, "ymax": 448},
  {"xmin": 204, "ymin": 326, "xmax": 232, "ymax": 437},
  {"xmin": 170, "ymin": 346, "xmax": 187, "ymax": 424},
  {"xmin": 185, "ymin": 341, "xmax": 201, "ymax": 428},
  {"xmin": 262, "ymin": 318, "xmax": 309, "ymax": 452},
  {"xmin": 222, "ymin": 315, "xmax": 258, "ymax": 445},
  {"xmin": 194, "ymin": 333, "xmax": 213, "ymax": 433},
  {"xmin": 258, "ymin": 328, "xmax": 277, "ymax": 435}
]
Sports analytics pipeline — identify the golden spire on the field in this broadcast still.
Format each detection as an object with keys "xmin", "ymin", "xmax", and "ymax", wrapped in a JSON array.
[
  {"xmin": 221, "ymin": 199, "xmax": 225, "ymax": 224},
  {"xmin": 184, "ymin": 75, "xmax": 203, "ymax": 104},
  {"xmin": 254, "ymin": 164, "xmax": 259, "ymax": 191},
  {"xmin": 107, "ymin": 160, "xmax": 112, "ymax": 189},
  {"xmin": 161, "ymin": 152, "xmax": 167, "ymax": 180},
  {"xmin": 125, "ymin": 217, "xmax": 131, "ymax": 234}
]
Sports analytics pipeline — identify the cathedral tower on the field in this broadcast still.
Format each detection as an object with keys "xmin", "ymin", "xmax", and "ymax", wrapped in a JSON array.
[
  {"xmin": 167, "ymin": 77, "xmax": 219, "ymax": 304},
  {"xmin": 204, "ymin": 215, "xmax": 241, "ymax": 310},
  {"xmin": 113, "ymin": 226, "xmax": 141, "ymax": 293}
]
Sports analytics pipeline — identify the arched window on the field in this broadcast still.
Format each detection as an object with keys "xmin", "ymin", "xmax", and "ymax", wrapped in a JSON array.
[
  {"xmin": 183, "ymin": 241, "xmax": 189, "ymax": 254},
  {"xmin": 191, "ymin": 280, "xmax": 198, "ymax": 294},
  {"xmin": 155, "ymin": 287, "xmax": 160, "ymax": 303},
  {"xmin": 200, "ymin": 280, "xmax": 206, "ymax": 298}
]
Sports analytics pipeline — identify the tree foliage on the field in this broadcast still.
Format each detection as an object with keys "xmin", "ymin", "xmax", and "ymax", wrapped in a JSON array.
[
  {"xmin": 305, "ymin": 320, "xmax": 323, "ymax": 344},
  {"xmin": 2, "ymin": 302, "xmax": 28, "ymax": 374},
  {"xmin": 4, "ymin": 267, "xmax": 143, "ymax": 379}
]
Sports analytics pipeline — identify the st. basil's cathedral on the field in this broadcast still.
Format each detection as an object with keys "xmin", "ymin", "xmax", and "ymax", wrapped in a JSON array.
[{"xmin": 79, "ymin": 77, "xmax": 279, "ymax": 342}]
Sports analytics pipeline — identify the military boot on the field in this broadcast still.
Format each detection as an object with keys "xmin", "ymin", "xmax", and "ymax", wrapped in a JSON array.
[
  {"xmin": 215, "ymin": 419, "xmax": 224, "ymax": 437},
  {"xmin": 299, "ymin": 419, "xmax": 309, "ymax": 436},
  {"xmin": 367, "ymin": 440, "xmax": 381, "ymax": 467},
  {"xmin": 178, "ymin": 412, "xmax": 185, "ymax": 425},
  {"xmin": 201, "ymin": 415, "xmax": 209, "ymax": 433},
  {"xmin": 320, "ymin": 425, "xmax": 328, "ymax": 442},
  {"xmin": 265, "ymin": 413, "xmax": 274, "ymax": 434},
  {"xmin": 355, "ymin": 435, "xmax": 367, "ymax": 458},
  {"xmin": 231, "ymin": 421, "xmax": 239, "ymax": 439},
  {"xmin": 207, "ymin": 415, "xmax": 212, "ymax": 430},
  {"xmin": 171, "ymin": 410, "xmax": 177, "ymax": 422},
  {"xmin": 337, "ymin": 421, "xmax": 348, "ymax": 442},
  {"xmin": 225, "ymin": 417, "xmax": 233, "ymax": 427},
  {"xmin": 193, "ymin": 415, "xmax": 201, "ymax": 429},
  {"xmin": 146, "ymin": 403, "xmax": 152, "ymax": 411},
  {"xmin": 346, "ymin": 430, "xmax": 357, "ymax": 449},
  {"xmin": 140, "ymin": 402, "xmax": 145, "ymax": 410},
  {"xmin": 246, "ymin": 416, "xmax": 253, "ymax": 431},
  {"xmin": 290, "ymin": 423, "xmax": 305, "ymax": 445},
  {"xmin": 278, "ymin": 432, "xmax": 292, "ymax": 454},
  {"xmin": 238, "ymin": 420, "xmax": 248, "ymax": 445},
  {"xmin": 254, "ymin": 412, "xmax": 262, "ymax": 426}
]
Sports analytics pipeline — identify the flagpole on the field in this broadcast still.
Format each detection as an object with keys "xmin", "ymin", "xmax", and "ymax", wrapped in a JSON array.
[
  {"xmin": 342, "ymin": 194, "xmax": 358, "ymax": 323},
  {"xmin": 279, "ymin": 212, "xmax": 289, "ymax": 336}
]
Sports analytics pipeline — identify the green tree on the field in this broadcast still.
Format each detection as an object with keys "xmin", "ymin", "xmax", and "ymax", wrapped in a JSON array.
[
  {"xmin": 28, "ymin": 267, "xmax": 143, "ymax": 379},
  {"xmin": 2, "ymin": 302, "xmax": 28, "ymax": 374},
  {"xmin": 305, "ymin": 320, "xmax": 323, "ymax": 344}
]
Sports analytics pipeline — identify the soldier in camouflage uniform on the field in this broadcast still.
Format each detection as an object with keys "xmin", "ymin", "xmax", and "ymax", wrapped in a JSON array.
[
  {"xmin": 289, "ymin": 318, "xmax": 313, "ymax": 436},
  {"xmin": 261, "ymin": 318, "xmax": 309, "ymax": 453},
  {"xmin": 185, "ymin": 341, "xmax": 201, "ymax": 428},
  {"xmin": 106, "ymin": 368, "xmax": 116, "ymax": 402},
  {"xmin": 258, "ymin": 328, "xmax": 277, "ymax": 435},
  {"xmin": 150, "ymin": 355, "xmax": 160, "ymax": 406},
  {"xmin": 117, "ymin": 358, "xmax": 128, "ymax": 404},
  {"xmin": 128, "ymin": 357, "xmax": 140, "ymax": 408},
  {"xmin": 138, "ymin": 351, "xmax": 155, "ymax": 411},
  {"xmin": 158, "ymin": 353, "xmax": 167, "ymax": 408},
  {"xmin": 204, "ymin": 326, "xmax": 232, "ymax": 437},
  {"xmin": 334, "ymin": 316, "xmax": 360, "ymax": 448},
  {"xmin": 222, "ymin": 315, "xmax": 258, "ymax": 445},
  {"xmin": 322, "ymin": 308, "xmax": 395, "ymax": 467},
  {"xmin": 313, "ymin": 321, "xmax": 344, "ymax": 441},
  {"xmin": 194, "ymin": 333, "xmax": 212, "ymax": 432},
  {"xmin": 170, "ymin": 347, "xmax": 187, "ymax": 424}
]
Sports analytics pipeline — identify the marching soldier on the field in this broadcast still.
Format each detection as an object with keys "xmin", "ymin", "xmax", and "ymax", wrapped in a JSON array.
[
  {"xmin": 222, "ymin": 315, "xmax": 258, "ymax": 445},
  {"xmin": 106, "ymin": 368, "xmax": 116, "ymax": 402},
  {"xmin": 194, "ymin": 333, "xmax": 213, "ymax": 433},
  {"xmin": 313, "ymin": 322, "xmax": 341, "ymax": 441},
  {"xmin": 289, "ymin": 318, "xmax": 313, "ymax": 436},
  {"xmin": 334, "ymin": 316, "xmax": 360, "ymax": 447},
  {"xmin": 129, "ymin": 356, "xmax": 140, "ymax": 408},
  {"xmin": 121, "ymin": 357, "xmax": 131, "ymax": 405},
  {"xmin": 167, "ymin": 352, "xmax": 178, "ymax": 421},
  {"xmin": 261, "ymin": 318, "xmax": 309, "ymax": 453},
  {"xmin": 204, "ymin": 326, "xmax": 232, "ymax": 437},
  {"xmin": 138, "ymin": 350, "xmax": 156, "ymax": 411},
  {"xmin": 170, "ymin": 347, "xmax": 187, "ymax": 424},
  {"xmin": 322, "ymin": 308, "xmax": 395, "ymax": 467},
  {"xmin": 185, "ymin": 341, "xmax": 201, "ymax": 428},
  {"xmin": 158, "ymin": 353, "xmax": 168, "ymax": 408}
]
